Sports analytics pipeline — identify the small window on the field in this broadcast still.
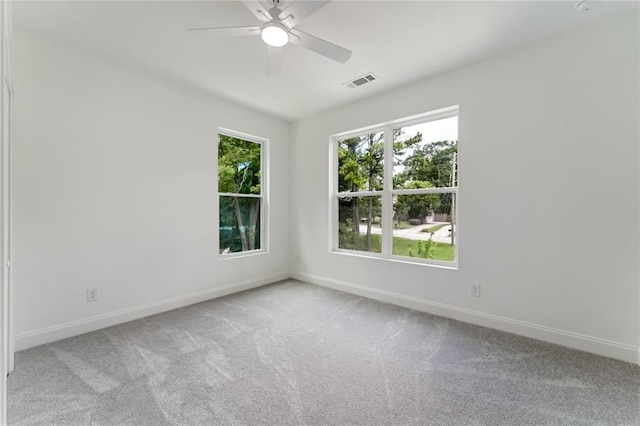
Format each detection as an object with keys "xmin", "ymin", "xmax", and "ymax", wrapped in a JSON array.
[
  {"xmin": 218, "ymin": 130, "xmax": 266, "ymax": 256},
  {"xmin": 332, "ymin": 106, "xmax": 458, "ymax": 267}
]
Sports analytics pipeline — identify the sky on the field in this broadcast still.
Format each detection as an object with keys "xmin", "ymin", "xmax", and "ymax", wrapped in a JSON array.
[{"xmin": 396, "ymin": 116, "xmax": 458, "ymax": 145}]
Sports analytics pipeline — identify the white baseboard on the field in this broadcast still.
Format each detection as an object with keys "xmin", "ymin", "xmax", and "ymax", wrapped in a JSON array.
[
  {"xmin": 293, "ymin": 272, "xmax": 640, "ymax": 365},
  {"xmin": 15, "ymin": 271, "xmax": 640, "ymax": 366},
  {"xmin": 15, "ymin": 272, "xmax": 290, "ymax": 351}
]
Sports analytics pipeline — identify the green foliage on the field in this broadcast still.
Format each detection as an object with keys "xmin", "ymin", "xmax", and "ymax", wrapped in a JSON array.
[
  {"xmin": 408, "ymin": 239, "xmax": 435, "ymax": 259},
  {"xmin": 334, "ymin": 129, "xmax": 458, "ymax": 261},
  {"xmin": 218, "ymin": 135, "xmax": 261, "ymax": 195},
  {"xmin": 338, "ymin": 217, "xmax": 382, "ymax": 253},
  {"xmin": 393, "ymin": 221, "xmax": 413, "ymax": 230},
  {"xmin": 395, "ymin": 181, "xmax": 440, "ymax": 221},
  {"xmin": 338, "ymin": 219, "xmax": 455, "ymax": 261},
  {"xmin": 337, "ymin": 134, "xmax": 385, "ymax": 252},
  {"xmin": 338, "ymin": 219, "xmax": 362, "ymax": 251},
  {"xmin": 359, "ymin": 197, "xmax": 382, "ymax": 221},
  {"xmin": 338, "ymin": 133, "xmax": 384, "ymax": 193},
  {"xmin": 402, "ymin": 140, "xmax": 457, "ymax": 188},
  {"xmin": 218, "ymin": 134, "xmax": 262, "ymax": 253},
  {"xmin": 219, "ymin": 196, "xmax": 260, "ymax": 253},
  {"xmin": 391, "ymin": 235, "xmax": 454, "ymax": 261},
  {"xmin": 338, "ymin": 157, "xmax": 364, "ymax": 192},
  {"xmin": 353, "ymin": 234, "xmax": 454, "ymax": 261},
  {"xmin": 394, "ymin": 139, "xmax": 457, "ymax": 215}
]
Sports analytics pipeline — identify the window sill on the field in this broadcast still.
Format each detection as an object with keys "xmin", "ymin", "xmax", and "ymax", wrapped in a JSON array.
[
  {"xmin": 219, "ymin": 249, "xmax": 269, "ymax": 260},
  {"xmin": 331, "ymin": 249, "xmax": 458, "ymax": 270}
]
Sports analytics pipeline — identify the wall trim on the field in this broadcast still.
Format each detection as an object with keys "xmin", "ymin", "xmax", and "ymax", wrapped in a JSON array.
[
  {"xmin": 15, "ymin": 270, "xmax": 640, "ymax": 367},
  {"xmin": 293, "ymin": 272, "xmax": 640, "ymax": 366},
  {"xmin": 15, "ymin": 272, "xmax": 289, "ymax": 351}
]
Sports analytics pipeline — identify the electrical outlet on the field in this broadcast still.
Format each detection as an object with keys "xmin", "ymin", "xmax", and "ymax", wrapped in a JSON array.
[
  {"xmin": 86, "ymin": 288, "xmax": 99, "ymax": 302},
  {"xmin": 470, "ymin": 284, "xmax": 481, "ymax": 297}
]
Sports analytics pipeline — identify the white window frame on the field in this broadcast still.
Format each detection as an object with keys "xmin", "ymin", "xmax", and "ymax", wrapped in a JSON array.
[
  {"xmin": 330, "ymin": 105, "xmax": 459, "ymax": 268},
  {"xmin": 217, "ymin": 127, "xmax": 269, "ymax": 259}
]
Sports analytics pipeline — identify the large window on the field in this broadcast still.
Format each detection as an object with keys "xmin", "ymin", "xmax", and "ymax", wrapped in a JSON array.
[
  {"xmin": 332, "ymin": 106, "xmax": 458, "ymax": 266},
  {"xmin": 218, "ymin": 129, "xmax": 266, "ymax": 256}
]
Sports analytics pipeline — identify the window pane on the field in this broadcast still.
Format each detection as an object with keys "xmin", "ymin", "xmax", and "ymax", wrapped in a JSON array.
[
  {"xmin": 338, "ymin": 196, "xmax": 382, "ymax": 253},
  {"xmin": 218, "ymin": 135, "xmax": 261, "ymax": 195},
  {"xmin": 219, "ymin": 196, "xmax": 261, "ymax": 254},
  {"xmin": 392, "ymin": 192, "xmax": 456, "ymax": 262},
  {"xmin": 337, "ymin": 132, "xmax": 384, "ymax": 193},
  {"xmin": 393, "ymin": 116, "xmax": 458, "ymax": 190}
]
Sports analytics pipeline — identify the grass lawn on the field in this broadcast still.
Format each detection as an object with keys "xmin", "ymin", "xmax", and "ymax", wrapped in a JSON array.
[
  {"xmin": 392, "ymin": 235, "xmax": 455, "ymax": 262},
  {"xmin": 421, "ymin": 223, "xmax": 449, "ymax": 233},
  {"xmin": 393, "ymin": 221, "xmax": 414, "ymax": 230},
  {"xmin": 347, "ymin": 233, "xmax": 455, "ymax": 262}
]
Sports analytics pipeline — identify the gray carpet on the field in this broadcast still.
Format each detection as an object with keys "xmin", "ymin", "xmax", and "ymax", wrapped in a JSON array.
[{"xmin": 7, "ymin": 280, "xmax": 640, "ymax": 425}]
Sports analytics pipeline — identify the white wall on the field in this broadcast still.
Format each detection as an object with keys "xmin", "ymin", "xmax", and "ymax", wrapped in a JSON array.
[
  {"xmin": 0, "ymin": 0, "xmax": 12, "ymax": 421},
  {"xmin": 291, "ymin": 16, "xmax": 640, "ymax": 363},
  {"xmin": 12, "ymin": 30, "xmax": 290, "ymax": 349},
  {"xmin": 11, "ymin": 14, "xmax": 640, "ymax": 365}
]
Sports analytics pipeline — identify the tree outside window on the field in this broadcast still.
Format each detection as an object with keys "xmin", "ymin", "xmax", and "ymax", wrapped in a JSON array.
[
  {"xmin": 218, "ymin": 132, "xmax": 264, "ymax": 255},
  {"xmin": 334, "ymin": 108, "xmax": 458, "ymax": 265}
]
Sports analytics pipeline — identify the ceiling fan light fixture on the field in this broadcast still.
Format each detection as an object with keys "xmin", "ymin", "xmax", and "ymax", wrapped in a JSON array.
[{"xmin": 261, "ymin": 23, "xmax": 289, "ymax": 47}]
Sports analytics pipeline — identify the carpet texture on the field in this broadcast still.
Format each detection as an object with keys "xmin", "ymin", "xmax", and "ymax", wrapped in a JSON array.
[{"xmin": 7, "ymin": 280, "xmax": 640, "ymax": 425}]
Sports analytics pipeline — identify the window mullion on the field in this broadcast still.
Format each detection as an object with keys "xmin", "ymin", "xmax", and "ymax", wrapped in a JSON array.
[
  {"xmin": 331, "ymin": 137, "xmax": 338, "ymax": 252},
  {"xmin": 390, "ymin": 187, "xmax": 458, "ymax": 195},
  {"xmin": 381, "ymin": 126, "xmax": 393, "ymax": 257},
  {"xmin": 218, "ymin": 192, "xmax": 262, "ymax": 198},
  {"xmin": 337, "ymin": 190, "xmax": 382, "ymax": 198}
]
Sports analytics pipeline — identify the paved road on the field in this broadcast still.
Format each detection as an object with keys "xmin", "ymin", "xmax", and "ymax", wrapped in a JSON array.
[{"xmin": 359, "ymin": 222, "xmax": 455, "ymax": 244}]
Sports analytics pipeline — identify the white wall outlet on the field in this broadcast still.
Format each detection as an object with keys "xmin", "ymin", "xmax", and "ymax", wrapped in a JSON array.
[
  {"xmin": 470, "ymin": 284, "xmax": 481, "ymax": 297},
  {"xmin": 86, "ymin": 288, "xmax": 99, "ymax": 302}
]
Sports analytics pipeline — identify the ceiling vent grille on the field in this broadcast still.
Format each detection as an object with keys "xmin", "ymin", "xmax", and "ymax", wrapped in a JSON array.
[{"xmin": 344, "ymin": 73, "xmax": 377, "ymax": 89}]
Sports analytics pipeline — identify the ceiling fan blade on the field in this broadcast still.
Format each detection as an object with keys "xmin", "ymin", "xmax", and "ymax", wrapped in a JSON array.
[
  {"xmin": 188, "ymin": 26, "xmax": 261, "ymax": 38},
  {"xmin": 289, "ymin": 28, "xmax": 351, "ymax": 64},
  {"xmin": 266, "ymin": 46, "xmax": 282, "ymax": 76},
  {"xmin": 278, "ymin": 1, "xmax": 331, "ymax": 29},
  {"xmin": 240, "ymin": 0, "xmax": 273, "ymax": 23}
]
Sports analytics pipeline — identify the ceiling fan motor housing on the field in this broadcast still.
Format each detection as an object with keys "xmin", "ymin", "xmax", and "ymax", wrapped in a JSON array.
[{"xmin": 261, "ymin": 23, "xmax": 289, "ymax": 47}]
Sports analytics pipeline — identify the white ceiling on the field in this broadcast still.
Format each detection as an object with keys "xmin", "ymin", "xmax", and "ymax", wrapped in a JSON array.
[{"xmin": 13, "ymin": 0, "xmax": 638, "ymax": 121}]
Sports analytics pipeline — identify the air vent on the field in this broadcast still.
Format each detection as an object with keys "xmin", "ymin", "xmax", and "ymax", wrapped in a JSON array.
[{"xmin": 344, "ymin": 73, "xmax": 378, "ymax": 89}]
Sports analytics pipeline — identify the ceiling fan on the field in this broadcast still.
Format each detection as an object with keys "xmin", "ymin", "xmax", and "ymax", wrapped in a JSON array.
[{"xmin": 188, "ymin": 0, "xmax": 352, "ymax": 75}]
